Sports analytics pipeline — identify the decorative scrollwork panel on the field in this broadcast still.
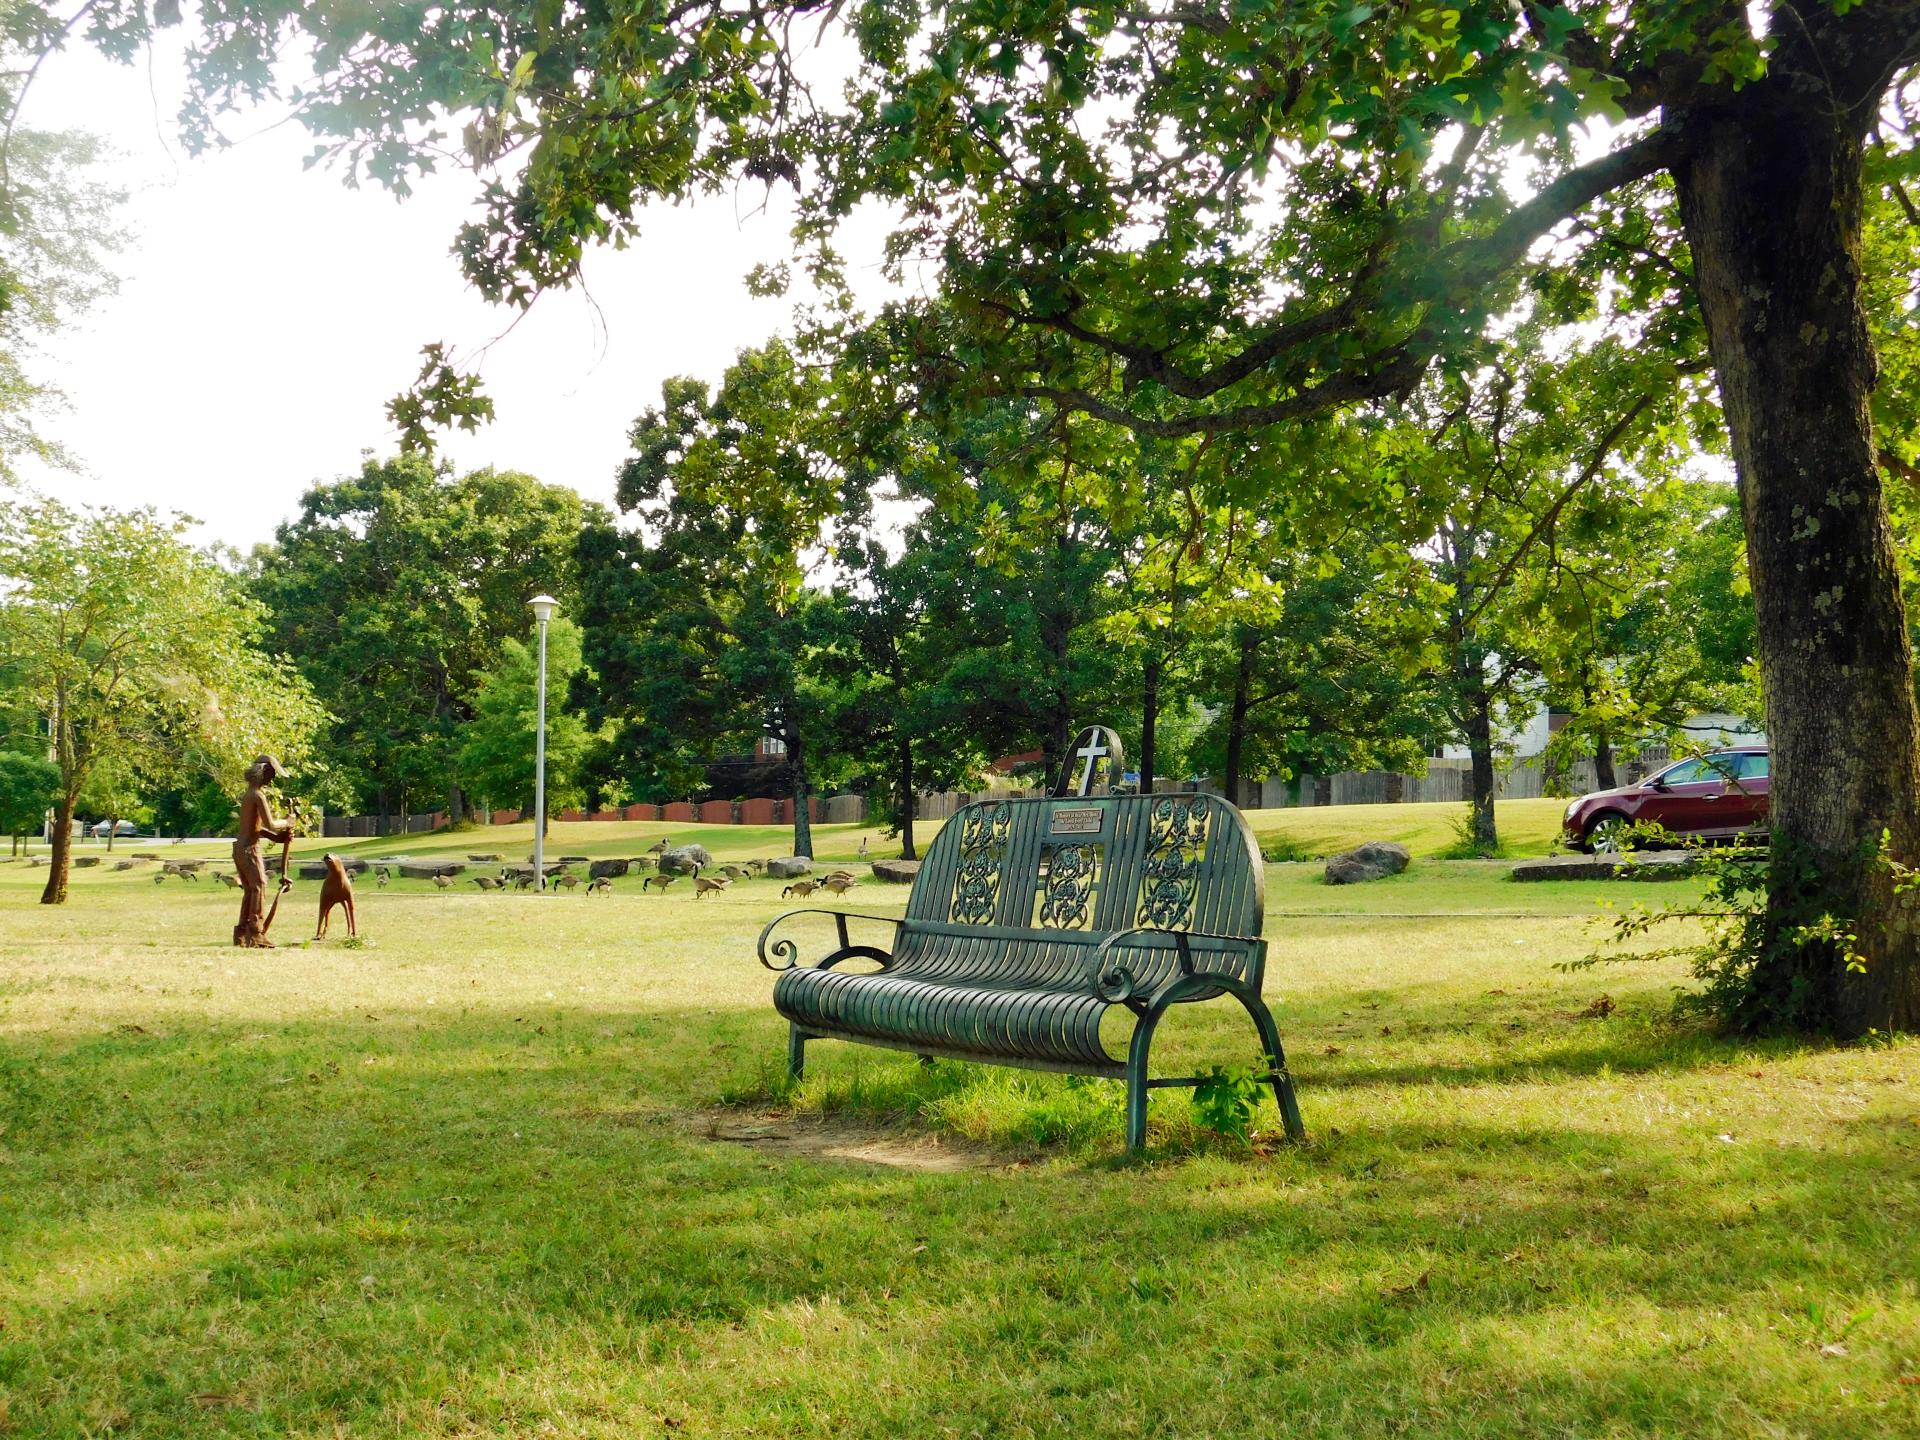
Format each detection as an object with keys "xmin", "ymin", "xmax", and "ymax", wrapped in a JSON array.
[
  {"xmin": 1036, "ymin": 842, "xmax": 1102, "ymax": 930},
  {"xmin": 1137, "ymin": 796, "xmax": 1210, "ymax": 929},
  {"xmin": 950, "ymin": 802, "xmax": 1013, "ymax": 924}
]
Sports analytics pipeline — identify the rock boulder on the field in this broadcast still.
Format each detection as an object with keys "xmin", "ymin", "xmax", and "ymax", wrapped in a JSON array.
[
  {"xmin": 589, "ymin": 858, "xmax": 631, "ymax": 881},
  {"xmin": 398, "ymin": 861, "xmax": 464, "ymax": 880},
  {"xmin": 766, "ymin": 856, "xmax": 812, "ymax": 880},
  {"xmin": 658, "ymin": 844, "xmax": 715, "ymax": 876},
  {"xmin": 871, "ymin": 859, "xmax": 922, "ymax": 884},
  {"xmin": 1323, "ymin": 841, "xmax": 1412, "ymax": 885}
]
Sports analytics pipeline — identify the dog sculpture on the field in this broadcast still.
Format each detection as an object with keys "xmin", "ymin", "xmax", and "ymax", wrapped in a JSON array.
[{"xmin": 315, "ymin": 854, "xmax": 358, "ymax": 939}]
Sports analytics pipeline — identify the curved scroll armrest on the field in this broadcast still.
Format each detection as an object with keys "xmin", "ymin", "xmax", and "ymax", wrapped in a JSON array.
[
  {"xmin": 756, "ymin": 907, "xmax": 903, "ymax": 972},
  {"xmin": 1086, "ymin": 925, "xmax": 1263, "ymax": 1002}
]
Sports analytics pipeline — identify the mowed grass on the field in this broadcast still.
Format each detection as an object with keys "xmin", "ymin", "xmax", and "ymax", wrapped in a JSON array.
[
  {"xmin": 2, "ymin": 836, "xmax": 1916, "ymax": 1438},
  {"xmin": 1244, "ymin": 796, "xmax": 1573, "ymax": 859}
]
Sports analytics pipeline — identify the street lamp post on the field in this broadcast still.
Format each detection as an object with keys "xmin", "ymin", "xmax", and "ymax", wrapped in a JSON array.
[{"xmin": 529, "ymin": 594, "xmax": 559, "ymax": 892}]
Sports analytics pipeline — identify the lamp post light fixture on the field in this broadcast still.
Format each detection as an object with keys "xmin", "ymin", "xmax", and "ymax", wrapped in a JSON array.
[{"xmin": 529, "ymin": 594, "xmax": 559, "ymax": 892}]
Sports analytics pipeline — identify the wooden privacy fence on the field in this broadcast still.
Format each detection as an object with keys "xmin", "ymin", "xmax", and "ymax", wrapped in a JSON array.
[{"xmin": 1228, "ymin": 749, "xmax": 1671, "ymax": 810}]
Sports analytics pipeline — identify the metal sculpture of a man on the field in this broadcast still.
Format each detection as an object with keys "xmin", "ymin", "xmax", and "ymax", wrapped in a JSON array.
[{"xmin": 233, "ymin": 754, "xmax": 294, "ymax": 947}]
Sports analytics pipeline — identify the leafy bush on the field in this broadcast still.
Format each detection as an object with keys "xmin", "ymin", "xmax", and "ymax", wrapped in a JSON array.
[
  {"xmin": 1575, "ymin": 832, "xmax": 1904, "ymax": 1033},
  {"xmin": 1190, "ymin": 1064, "xmax": 1263, "ymax": 1142}
]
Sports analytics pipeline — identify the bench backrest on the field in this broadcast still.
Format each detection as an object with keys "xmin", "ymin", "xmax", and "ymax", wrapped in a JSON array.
[{"xmin": 896, "ymin": 791, "xmax": 1267, "ymax": 995}]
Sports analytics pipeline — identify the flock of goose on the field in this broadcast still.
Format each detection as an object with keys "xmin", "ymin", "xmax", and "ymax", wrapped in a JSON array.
[{"xmin": 110, "ymin": 839, "xmax": 868, "ymax": 901}]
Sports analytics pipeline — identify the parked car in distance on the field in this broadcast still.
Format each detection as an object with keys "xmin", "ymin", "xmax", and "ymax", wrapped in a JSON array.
[
  {"xmin": 88, "ymin": 819, "xmax": 139, "ymax": 838},
  {"xmin": 1562, "ymin": 747, "xmax": 1769, "ymax": 852}
]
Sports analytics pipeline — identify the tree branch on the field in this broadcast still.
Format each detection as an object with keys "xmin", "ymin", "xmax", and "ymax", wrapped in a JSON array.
[{"xmin": 1015, "ymin": 126, "xmax": 1681, "ymax": 436}]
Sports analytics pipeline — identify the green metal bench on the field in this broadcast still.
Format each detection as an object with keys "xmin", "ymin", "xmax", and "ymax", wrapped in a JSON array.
[{"xmin": 755, "ymin": 726, "xmax": 1305, "ymax": 1150}]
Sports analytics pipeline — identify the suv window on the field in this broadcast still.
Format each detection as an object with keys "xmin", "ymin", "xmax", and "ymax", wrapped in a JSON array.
[{"xmin": 1657, "ymin": 758, "xmax": 1711, "ymax": 785}]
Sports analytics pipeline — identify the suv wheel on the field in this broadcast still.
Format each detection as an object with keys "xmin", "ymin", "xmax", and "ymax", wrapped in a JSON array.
[{"xmin": 1585, "ymin": 812, "xmax": 1631, "ymax": 853}]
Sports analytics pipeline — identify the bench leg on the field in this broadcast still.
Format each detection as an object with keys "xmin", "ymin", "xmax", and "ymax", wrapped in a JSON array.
[
  {"xmin": 1125, "ymin": 981, "xmax": 1307, "ymax": 1150},
  {"xmin": 1242, "ymin": 993, "xmax": 1306, "ymax": 1141},
  {"xmin": 788, "ymin": 1024, "xmax": 807, "ymax": 1081},
  {"xmin": 1124, "ymin": 1011, "xmax": 1161, "ymax": 1152},
  {"xmin": 1125, "ymin": 1061, "xmax": 1150, "ymax": 1151}
]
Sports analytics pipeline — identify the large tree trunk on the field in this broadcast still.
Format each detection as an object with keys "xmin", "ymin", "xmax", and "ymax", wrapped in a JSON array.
[
  {"xmin": 896, "ymin": 727, "xmax": 917, "ymax": 861},
  {"xmin": 1674, "ymin": 85, "xmax": 1920, "ymax": 1036},
  {"xmin": 1463, "ymin": 684, "xmax": 1498, "ymax": 855},
  {"xmin": 1138, "ymin": 655, "xmax": 1161, "ymax": 796},
  {"xmin": 1593, "ymin": 734, "xmax": 1617, "ymax": 791},
  {"xmin": 785, "ymin": 715, "xmax": 814, "ymax": 859},
  {"xmin": 1224, "ymin": 629, "xmax": 1256, "ymax": 804},
  {"xmin": 39, "ymin": 792, "xmax": 74, "ymax": 905}
]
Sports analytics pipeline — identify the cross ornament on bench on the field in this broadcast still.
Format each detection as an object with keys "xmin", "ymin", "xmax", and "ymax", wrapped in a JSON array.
[{"xmin": 1053, "ymin": 725, "xmax": 1127, "ymax": 798}]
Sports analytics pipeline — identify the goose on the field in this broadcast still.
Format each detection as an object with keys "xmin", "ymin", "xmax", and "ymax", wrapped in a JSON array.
[
  {"xmin": 693, "ymin": 875, "xmax": 731, "ymax": 898},
  {"xmin": 586, "ymin": 876, "xmax": 612, "ymax": 895},
  {"xmin": 643, "ymin": 873, "xmax": 678, "ymax": 892},
  {"xmin": 782, "ymin": 879, "xmax": 818, "ymax": 899},
  {"xmin": 433, "ymin": 874, "xmax": 453, "ymax": 889},
  {"xmin": 821, "ymin": 876, "xmax": 859, "ymax": 896}
]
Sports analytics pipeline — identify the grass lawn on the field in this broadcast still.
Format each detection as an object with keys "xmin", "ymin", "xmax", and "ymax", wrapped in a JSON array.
[
  {"xmin": 2, "ymin": 835, "xmax": 1915, "ymax": 1437},
  {"xmin": 1243, "ymin": 796, "xmax": 1573, "ymax": 859}
]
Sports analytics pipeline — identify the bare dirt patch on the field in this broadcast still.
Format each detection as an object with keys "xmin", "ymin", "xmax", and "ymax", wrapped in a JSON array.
[{"xmin": 695, "ymin": 1109, "xmax": 1005, "ymax": 1172}]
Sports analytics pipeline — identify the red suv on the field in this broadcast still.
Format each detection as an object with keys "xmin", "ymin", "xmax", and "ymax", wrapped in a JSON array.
[{"xmin": 1562, "ymin": 747, "xmax": 1770, "ymax": 852}]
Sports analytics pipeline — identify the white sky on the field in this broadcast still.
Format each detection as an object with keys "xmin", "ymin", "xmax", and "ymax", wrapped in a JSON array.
[{"xmin": 15, "ymin": 36, "xmax": 873, "ymax": 550}]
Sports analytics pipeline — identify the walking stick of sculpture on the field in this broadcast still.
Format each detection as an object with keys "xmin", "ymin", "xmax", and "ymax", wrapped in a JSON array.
[
  {"xmin": 262, "ymin": 828, "xmax": 294, "ymax": 940},
  {"xmin": 232, "ymin": 755, "xmax": 294, "ymax": 948}
]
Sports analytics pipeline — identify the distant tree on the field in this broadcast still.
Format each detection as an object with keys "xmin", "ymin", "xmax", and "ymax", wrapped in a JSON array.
[
  {"xmin": 1390, "ymin": 329, "xmax": 1708, "ymax": 852},
  {"xmin": 254, "ymin": 455, "xmax": 594, "ymax": 823},
  {"xmin": 814, "ymin": 538, "xmax": 995, "ymax": 860},
  {"xmin": 1194, "ymin": 548, "xmax": 1442, "ymax": 803},
  {"xmin": 0, "ymin": 750, "xmax": 59, "ymax": 854},
  {"xmin": 75, "ymin": 753, "xmax": 144, "ymax": 852},
  {"xmin": 0, "ymin": 498, "xmax": 327, "ymax": 903},
  {"xmin": 458, "ymin": 617, "xmax": 591, "ymax": 828},
  {"xmin": 581, "ymin": 342, "xmax": 863, "ymax": 859},
  {"xmin": 1541, "ymin": 480, "xmax": 1757, "ymax": 788}
]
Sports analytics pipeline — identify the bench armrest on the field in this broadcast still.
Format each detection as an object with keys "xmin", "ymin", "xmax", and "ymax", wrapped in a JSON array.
[
  {"xmin": 757, "ymin": 908, "xmax": 903, "ymax": 973},
  {"xmin": 1086, "ymin": 925, "xmax": 1263, "ymax": 1002}
]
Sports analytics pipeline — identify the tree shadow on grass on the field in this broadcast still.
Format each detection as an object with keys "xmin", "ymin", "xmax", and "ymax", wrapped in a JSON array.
[{"xmin": 2, "ymin": 1008, "xmax": 1915, "ymax": 1438}]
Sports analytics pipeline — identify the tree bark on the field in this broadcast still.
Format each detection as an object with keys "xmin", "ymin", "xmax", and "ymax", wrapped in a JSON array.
[
  {"xmin": 1464, "ymin": 685, "xmax": 1498, "ymax": 855},
  {"xmin": 1139, "ymin": 655, "xmax": 1161, "ymax": 796},
  {"xmin": 1225, "ymin": 628, "xmax": 1255, "ymax": 804},
  {"xmin": 784, "ymin": 713, "xmax": 814, "ymax": 859},
  {"xmin": 1674, "ymin": 83, "xmax": 1920, "ymax": 1035},
  {"xmin": 896, "ymin": 727, "xmax": 917, "ymax": 861},
  {"xmin": 1593, "ymin": 734, "xmax": 1617, "ymax": 791},
  {"xmin": 39, "ymin": 792, "xmax": 73, "ymax": 905}
]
